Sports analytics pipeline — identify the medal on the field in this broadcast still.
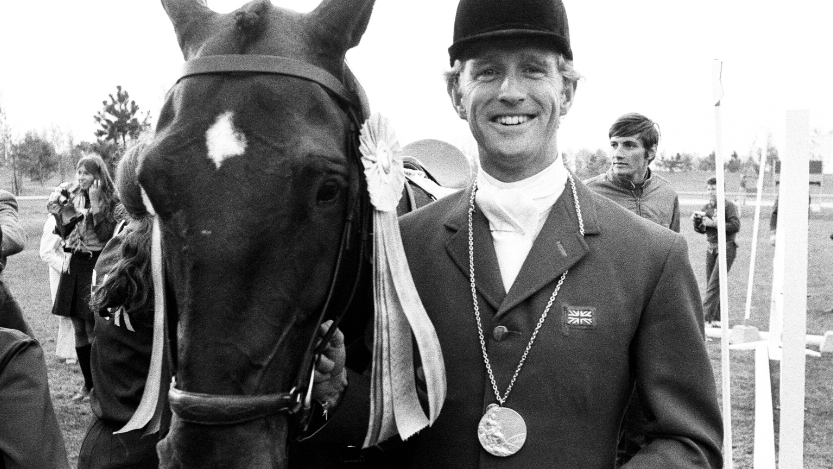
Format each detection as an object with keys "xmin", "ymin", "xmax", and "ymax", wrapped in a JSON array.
[
  {"xmin": 477, "ymin": 404, "xmax": 527, "ymax": 457},
  {"xmin": 468, "ymin": 173, "xmax": 585, "ymax": 457}
]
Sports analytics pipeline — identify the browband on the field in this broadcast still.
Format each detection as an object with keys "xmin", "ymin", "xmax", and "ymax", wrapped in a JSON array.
[{"xmin": 178, "ymin": 54, "xmax": 362, "ymax": 112}]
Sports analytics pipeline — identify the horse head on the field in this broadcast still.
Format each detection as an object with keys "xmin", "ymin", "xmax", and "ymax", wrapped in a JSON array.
[{"xmin": 138, "ymin": 1, "xmax": 375, "ymax": 467}]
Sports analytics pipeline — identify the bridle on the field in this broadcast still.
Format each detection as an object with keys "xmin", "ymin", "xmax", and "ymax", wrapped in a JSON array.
[{"xmin": 165, "ymin": 54, "xmax": 372, "ymax": 430}]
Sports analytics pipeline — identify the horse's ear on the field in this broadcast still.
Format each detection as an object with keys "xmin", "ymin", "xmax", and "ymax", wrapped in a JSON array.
[
  {"xmin": 162, "ymin": 0, "xmax": 217, "ymax": 59},
  {"xmin": 307, "ymin": 0, "xmax": 376, "ymax": 52}
]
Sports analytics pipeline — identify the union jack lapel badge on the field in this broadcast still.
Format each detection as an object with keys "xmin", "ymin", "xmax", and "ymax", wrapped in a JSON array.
[{"xmin": 564, "ymin": 306, "xmax": 596, "ymax": 329}]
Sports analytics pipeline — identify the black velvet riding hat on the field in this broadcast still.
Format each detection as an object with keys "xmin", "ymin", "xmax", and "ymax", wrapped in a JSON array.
[{"xmin": 448, "ymin": 0, "xmax": 573, "ymax": 65}]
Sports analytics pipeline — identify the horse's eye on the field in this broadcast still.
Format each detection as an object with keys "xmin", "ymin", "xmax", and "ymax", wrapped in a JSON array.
[{"xmin": 316, "ymin": 180, "xmax": 342, "ymax": 204}]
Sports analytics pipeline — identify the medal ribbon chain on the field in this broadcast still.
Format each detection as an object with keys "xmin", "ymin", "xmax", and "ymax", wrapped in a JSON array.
[{"xmin": 468, "ymin": 172, "xmax": 585, "ymax": 406}]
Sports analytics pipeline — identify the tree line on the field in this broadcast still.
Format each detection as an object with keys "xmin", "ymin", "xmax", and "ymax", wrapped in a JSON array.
[{"xmin": 0, "ymin": 85, "xmax": 151, "ymax": 195}]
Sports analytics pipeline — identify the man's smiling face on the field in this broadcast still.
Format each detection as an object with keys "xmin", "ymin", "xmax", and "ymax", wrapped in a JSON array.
[{"xmin": 455, "ymin": 42, "xmax": 572, "ymax": 182}]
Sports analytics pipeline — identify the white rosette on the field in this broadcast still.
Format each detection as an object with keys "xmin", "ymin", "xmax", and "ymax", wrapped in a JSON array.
[
  {"xmin": 359, "ymin": 113, "xmax": 446, "ymax": 447},
  {"xmin": 359, "ymin": 114, "xmax": 405, "ymax": 212}
]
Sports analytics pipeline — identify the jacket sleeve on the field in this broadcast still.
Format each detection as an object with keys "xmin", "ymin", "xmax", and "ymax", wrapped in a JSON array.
[
  {"xmin": 670, "ymin": 195, "xmax": 680, "ymax": 233},
  {"xmin": 624, "ymin": 236, "xmax": 723, "ymax": 468},
  {"xmin": 39, "ymin": 217, "xmax": 66, "ymax": 273},
  {"xmin": 0, "ymin": 191, "xmax": 25, "ymax": 258},
  {"xmin": 0, "ymin": 331, "xmax": 71, "ymax": 469},
  {"xmin": 88, "ymin": 206, "xmax": 119, "ymax": 243},
  {"xmin": 724, "ymin": 202, "xmax": 741, "ymax": 234}
]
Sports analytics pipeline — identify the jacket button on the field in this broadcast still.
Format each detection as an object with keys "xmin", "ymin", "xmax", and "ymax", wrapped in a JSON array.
[{"xmin": 492, "ymin": 325, "xmax": 509, "ymax": 341}]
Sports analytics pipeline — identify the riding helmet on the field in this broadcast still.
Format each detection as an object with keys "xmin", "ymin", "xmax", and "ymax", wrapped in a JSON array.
[{"xmin": 448, "ymin": 0, "xmax": 573, "ymax": 65}]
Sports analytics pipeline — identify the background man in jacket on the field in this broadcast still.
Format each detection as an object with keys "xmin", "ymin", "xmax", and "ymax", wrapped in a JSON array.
[
  {"xmin": 693, "ymin": 176, "xmax": 741, "ymax": 325},
  {"xmin": 585, "ymin": 113, "xmax": 680, "ymax": 232}
]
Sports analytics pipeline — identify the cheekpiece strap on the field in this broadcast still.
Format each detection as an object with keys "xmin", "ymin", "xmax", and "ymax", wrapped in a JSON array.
[{"xmin": 178, "ymin": 54, "xmax": 362, "ymax": 113}]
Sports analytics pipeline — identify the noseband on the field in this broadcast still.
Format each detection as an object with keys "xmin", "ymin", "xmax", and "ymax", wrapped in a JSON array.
[{"xmin": 167, "ymin": 54, "xmax": 371, "ymax": 428}]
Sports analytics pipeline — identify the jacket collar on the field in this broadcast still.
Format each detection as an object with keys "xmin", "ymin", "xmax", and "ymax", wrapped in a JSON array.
[
  {"xmin": 606, "ymin": 166, "xmax": 653, "ymax": 192},
  {"xmin": 443, "ymin": 172, "xmax": 601, "ymax": 317},
  {"xmin": 443, "ymin": 185, "xmax": 506, "ymax": 311}
]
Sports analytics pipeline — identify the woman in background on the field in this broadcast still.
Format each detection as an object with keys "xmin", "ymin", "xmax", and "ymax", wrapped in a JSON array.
[
  {"xmin": 39, "ymin": 215, "xmax": 76, "ymax": 363},
  {"xmin": 78, "ymin": 141, "xmax": 164, "ymax": 469},
  {"xmin": 46, "ymin": 154, "xmax": 119, "ymax": 401}
]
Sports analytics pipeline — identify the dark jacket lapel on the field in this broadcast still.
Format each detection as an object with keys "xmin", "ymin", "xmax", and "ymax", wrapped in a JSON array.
[
  {"xmin": 443, "ymin": 187, "xmax": 506, "ymax": 311},
  {"xmin": 496, "ymin": 176, "xmax": 601, "ymax": 317}
]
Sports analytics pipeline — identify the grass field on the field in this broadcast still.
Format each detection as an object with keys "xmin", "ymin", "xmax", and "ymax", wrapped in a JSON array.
[{"xmin": 3, "ymin": 172, "xmax": 832, "ymax": 468}]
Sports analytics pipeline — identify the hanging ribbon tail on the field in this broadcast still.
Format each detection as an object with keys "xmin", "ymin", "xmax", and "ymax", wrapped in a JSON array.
[
  {"xmin": 116, "ymin": 218, "xmax": 167, "ymax": 435},
  {"xmin": 363, "ymin": 210, "xmax": 446, "ymax": 448},
  {"xmin": 358, "ymin": 112, "xmax": 446, "ymax": 448},
  {"xmin": 382, "ymin": 214, "xmax": 445, "ymax": 428}
]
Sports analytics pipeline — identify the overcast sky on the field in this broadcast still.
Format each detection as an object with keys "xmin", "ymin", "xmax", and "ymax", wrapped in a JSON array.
[{"xmin": 1, "ymin": 0, "xmax": 831, "ymax": 161}]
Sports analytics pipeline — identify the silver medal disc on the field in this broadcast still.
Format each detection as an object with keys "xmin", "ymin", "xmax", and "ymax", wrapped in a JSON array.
[{"xmin": 477, "ymin": 404, "xmax": 527, "ymax": 457}]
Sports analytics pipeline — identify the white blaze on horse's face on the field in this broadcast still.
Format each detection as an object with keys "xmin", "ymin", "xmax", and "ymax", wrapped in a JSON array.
[{"xmin": 205, "ymin": 111, "xmax": 248, "ymax": 169}]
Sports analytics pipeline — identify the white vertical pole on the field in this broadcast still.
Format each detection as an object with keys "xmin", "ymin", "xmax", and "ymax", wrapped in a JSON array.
[
  {"xmin": 712, "ymin": 59, "xmax": 733, "ymax": 469},
  {"xmin": 754, "ymin": 343, "xmax": 776, "ymax": 468},
  {"xmin": 769, "ymin": 185, "xmax": 786, "ymax": 354},
  {"xmin": 743, "ymin": 146, "xmax": 769, "ymax": 320},
  {"xmin": 778, "ymin": 110, "xmax": 809, "ymax": 469}
]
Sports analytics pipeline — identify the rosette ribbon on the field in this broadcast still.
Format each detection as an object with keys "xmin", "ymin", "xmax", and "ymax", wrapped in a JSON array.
[{"xmin": 359, "ymin": 113, "xmax": 446, "ymax": 447}]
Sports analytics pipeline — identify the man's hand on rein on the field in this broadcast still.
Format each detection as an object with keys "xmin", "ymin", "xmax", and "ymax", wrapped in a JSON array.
[{"xmin": 312, "ymin": 320, "xmax": 347, "ymax": 414}]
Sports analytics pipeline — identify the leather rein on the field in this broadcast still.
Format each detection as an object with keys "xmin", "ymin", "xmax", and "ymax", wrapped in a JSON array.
[{"xmin": 167, "ymin": 54, "xmax": 371, "ymax": 427}]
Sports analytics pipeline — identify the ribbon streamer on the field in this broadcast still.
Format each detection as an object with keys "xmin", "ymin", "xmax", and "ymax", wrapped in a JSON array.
[
  {"xmin": 360, "ymin": 113, "xmax": 446, "ymax": 447},
  {"xmin": 116, "ymin": 217, "xmax": 167, "ymax": 435}
]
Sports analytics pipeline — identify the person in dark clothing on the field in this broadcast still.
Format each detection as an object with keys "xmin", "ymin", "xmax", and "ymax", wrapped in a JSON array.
[
  {"xmin": 78, "ymin": 141, "xmax": 166, "ymax": 469},
  {"xmin": 692, "ymin": 177, "xmax": 741, "ymax": 325},
  {"xmin": 769, "ymin": 194, "xmax": 815, "ymax": 245},
  {"xmin": 0, "ymin": 327, "xmax": 70, "ymax": 469},
  {"xmin": 0, "ymin": 190, "xmax": 32, "ymax": 339}
]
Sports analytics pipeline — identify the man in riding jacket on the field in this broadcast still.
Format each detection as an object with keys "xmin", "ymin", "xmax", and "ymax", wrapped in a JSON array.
[
  {"xmin": 585, "ymin": 113, "xmax": 680, "ymax": 233},
  {"xmin": 300, "ymin": 1, "xmax": 722, "ymax": 468}
]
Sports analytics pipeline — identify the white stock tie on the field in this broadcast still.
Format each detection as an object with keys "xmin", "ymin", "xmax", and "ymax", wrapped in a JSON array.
[{"xmin": 475, "ymin": 184, "xmax": 538, "ymax": 292}]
